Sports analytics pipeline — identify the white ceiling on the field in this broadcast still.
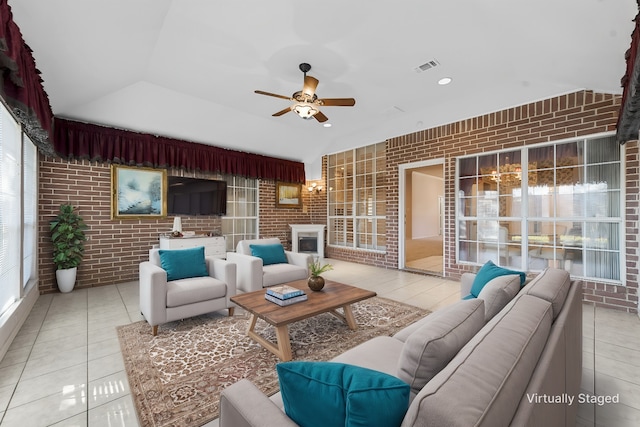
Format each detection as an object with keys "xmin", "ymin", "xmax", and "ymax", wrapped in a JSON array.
[{"xmin": 9, "ymin": 0, "xmax": 637, "ymax": 177}]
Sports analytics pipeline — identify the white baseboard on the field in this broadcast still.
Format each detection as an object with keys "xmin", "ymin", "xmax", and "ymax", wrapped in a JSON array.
[{"xmin": 0, "ymin": 282, "xmax": 39, "ymax": 362}]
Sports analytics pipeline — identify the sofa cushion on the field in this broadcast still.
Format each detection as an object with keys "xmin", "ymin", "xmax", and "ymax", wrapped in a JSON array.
[
  {"xmin": 477, "ymin": 274, "xmax": 521, "ymax": 321},
  {"xmin": 331, "ymin": 336, "xmax": 405, "ymax": 377},
  {"xmin": 249, "ymin": 243, "xmax": 288, "ymax": 265},
  {"xmin": 159, "ymin": 246, "xmax": 208, "ymax": 281},
  {"xmin": 396, "ymin": 298, "xmax": 485, "ymax": 397},
  {"xmin": 236, "ymin": 237, "xmax": 281, "ymax": 255},
  {"xmin": 262, "ymin": 263, "xmax": 308, "ymax": 287},
  {"xmin": 404, "ymin": 295, "xmax": 553, "ymax": 427},
  {"xmin": 277, "ymin": 361, "xmax": 409, "ymax": 427},
  {"xmin": 522, "ymin": 267, "xmax": 571, "ymax": 320},
  {"xmin": 166, "ymin": 276, "xmax": 227, "ymax": 307},
  {"xmin": 469, "ymin": 260, "xmax": 525, "ymax": 298}
]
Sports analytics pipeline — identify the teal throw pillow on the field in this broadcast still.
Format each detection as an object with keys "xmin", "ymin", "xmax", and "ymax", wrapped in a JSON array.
[
  {"xmin": 471, "ymin": 260, "xmax": 526, "ymax": 297},
  {"xmin": 277, "ymin": 361, "xmax": 409, "ymax": 427},
  {"xmin": 158, "ymin": 246, "xmax": 208, "ymax": 281},
  {"xmin": 249, "ymin": 243, "xmax": 287, "ymax": 265}
]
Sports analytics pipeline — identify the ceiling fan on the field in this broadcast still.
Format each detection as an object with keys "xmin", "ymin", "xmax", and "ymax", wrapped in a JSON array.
[{"xmin": 254, "ymin": 63, "xmax": 355, "ymax": 123}]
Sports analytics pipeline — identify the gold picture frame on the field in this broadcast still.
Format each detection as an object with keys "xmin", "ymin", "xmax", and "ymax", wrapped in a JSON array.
[
  {"xmin": 275, "ymin": 181, "xmax": 302, "ymax": 208},
  {"xmin": 111, "ymin": 165, "xmax": 167, "ymax": 219}
]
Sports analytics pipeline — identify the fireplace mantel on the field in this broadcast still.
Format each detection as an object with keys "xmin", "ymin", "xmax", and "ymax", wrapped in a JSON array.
[{"xmin": 289, "ymin": 224, "xmax": 326, "ymax": 258}]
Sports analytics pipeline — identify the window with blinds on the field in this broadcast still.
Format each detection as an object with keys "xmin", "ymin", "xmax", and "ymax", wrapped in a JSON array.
[
  {"xmin": 23, "ymin": 134, "xmax": 37, "ymax": 288},
  {"xmin": 456, "ymin": 134, "xmax": 623, "ymax": 283},
  {"xmin": 0, "ymin": 102, "xmax": 22, "ymax": 316}
]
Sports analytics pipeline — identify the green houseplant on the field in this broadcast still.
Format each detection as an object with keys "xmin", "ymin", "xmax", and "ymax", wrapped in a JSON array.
[
  {"xmin": 307, "ymin": 258, "xmax": 333, "ymax": 291},
  {"xmin": 50, "ymin": 204, "xmax": 87, "ymax": 292}
]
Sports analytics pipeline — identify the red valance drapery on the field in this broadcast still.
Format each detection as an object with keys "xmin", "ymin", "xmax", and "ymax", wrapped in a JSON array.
[
  {"xmin": 617, "ymin": 1, "xmax": 640, "ymax": 144},
  {"xmin": 0, "ymin": 0, "xmax": 54, "ymax": 153},
  {"xmin": 53, "ymin": 118, "xmax": 306, "ymax": 183}
]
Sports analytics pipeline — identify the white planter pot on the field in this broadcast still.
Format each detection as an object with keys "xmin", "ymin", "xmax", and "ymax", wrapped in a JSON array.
[{"xmin": 56, "ymin": 267, "xmax": 77, "ymax": 293}]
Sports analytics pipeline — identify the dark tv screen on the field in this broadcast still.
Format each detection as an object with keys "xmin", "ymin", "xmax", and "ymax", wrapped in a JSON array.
[{"xmin": 167, "ymin": 177, "xmax": 227, "ymax": 216}]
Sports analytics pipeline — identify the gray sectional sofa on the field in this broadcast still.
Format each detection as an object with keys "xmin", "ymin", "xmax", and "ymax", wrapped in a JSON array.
[{"xmin": 220, "ymin": 267, "xmax": 582, "ymax": 427}]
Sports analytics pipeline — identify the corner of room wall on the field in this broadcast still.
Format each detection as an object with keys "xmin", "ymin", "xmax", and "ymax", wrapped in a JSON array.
[{"xmin": 258, "ymin": 174, "xmax": 327, "ymax": 250}]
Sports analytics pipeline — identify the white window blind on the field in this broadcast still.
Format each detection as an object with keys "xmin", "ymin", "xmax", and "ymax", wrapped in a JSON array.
[
  {"xmin": 456, "ymin": 134, "xmax": 623, "ymax": 283},
  {"xmin": 23, "ymin": 134, "xmax": 37, "ymax": 287},
  {"xmin": 0, "ymin": 103, "xmax": 21, "ymax": 316}
]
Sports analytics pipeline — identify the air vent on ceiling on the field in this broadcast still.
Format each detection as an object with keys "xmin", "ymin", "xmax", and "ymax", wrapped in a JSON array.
[{"xmin": 414, "ymin": 59, "xmax": 440, "ymax": 73}]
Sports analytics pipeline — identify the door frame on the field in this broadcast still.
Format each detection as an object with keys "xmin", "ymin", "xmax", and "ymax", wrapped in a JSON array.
[{"xmin": 398, "ymin": 158, "xmax": 445, "ymax": 270}]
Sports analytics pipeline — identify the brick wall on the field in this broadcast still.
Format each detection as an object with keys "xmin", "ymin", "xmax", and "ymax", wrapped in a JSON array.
[
  {"xmin": 38, "ymin": 90, "xmax": 637, "ymax": 312},
  {"xmin": 258, "ymin": 180, "xmax": 311, "ymax": 248},
  {"xmin": 258, "ymin": 164, "xmax": 328, "ymax": 249},
  {"xmin": 327, "ymin": 90, "xmax": 638, "ymax": 312},
  {"xmin": 38, "ymin": 157, "xmax": 325, "ymax": 293}
]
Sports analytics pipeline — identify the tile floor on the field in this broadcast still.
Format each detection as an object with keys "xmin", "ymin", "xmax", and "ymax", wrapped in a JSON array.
[
  {"xmin": 405, "ymin": 255, "xmax": 444, "ymax": 274},
  {"xmin": 0, "ymin": 259, "xmax": 638, "ymax": 426}
]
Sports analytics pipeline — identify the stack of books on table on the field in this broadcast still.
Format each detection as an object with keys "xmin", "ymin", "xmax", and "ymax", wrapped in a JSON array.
[{"xmin": 265, "ymin": 285, "xmax": 308, "ymax": 306}]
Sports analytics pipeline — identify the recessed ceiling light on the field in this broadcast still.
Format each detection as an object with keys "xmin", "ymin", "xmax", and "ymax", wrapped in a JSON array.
[
  {"xmin": 438, "ymin": 77, "xmax": 452, "ymax": 85},
  {"xmin": 323, "ymin": 123, "xmax": 332, "ymax": 128}
]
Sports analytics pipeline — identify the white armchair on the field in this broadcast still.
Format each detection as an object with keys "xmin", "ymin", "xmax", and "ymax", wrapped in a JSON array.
[
  {"xmin": 139, "ymin": 248, "xmax": 236, "ymax": 336},
  {"xmin": 226, "ymin": 238, "xmax": 312, "ymax": 293}
]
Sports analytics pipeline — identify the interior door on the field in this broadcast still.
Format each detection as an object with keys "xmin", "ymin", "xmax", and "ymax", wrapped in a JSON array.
[{"xmin": 399, "ymin": 160, "xmax": 445, "ymax": 274}]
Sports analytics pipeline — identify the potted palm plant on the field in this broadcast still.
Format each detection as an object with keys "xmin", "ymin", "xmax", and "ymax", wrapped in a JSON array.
[
  {"xmin": 50, "ymin": 204, "xmax": 87, "ymax": 292},
  {"xmin": 307, "ymin": 258, "xmax": 333, "ymax": 291}
]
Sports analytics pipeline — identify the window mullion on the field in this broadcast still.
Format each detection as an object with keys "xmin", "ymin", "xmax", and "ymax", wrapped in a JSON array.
[{"xmin": 520, "ymin": 147, "xmax": 529, "ymax": 271}]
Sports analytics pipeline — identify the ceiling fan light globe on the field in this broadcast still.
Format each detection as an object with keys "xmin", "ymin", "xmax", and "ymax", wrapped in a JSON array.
[{"xmin": 293, "ymin": 103, "xmax": 318, "ymax": 119}]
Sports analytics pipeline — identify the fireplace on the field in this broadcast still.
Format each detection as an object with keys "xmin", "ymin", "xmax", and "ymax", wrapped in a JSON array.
[
  {"xmin": 298, "ymin": 236, "xmax": 318, "ymax": 253},
  {"xmin": 289, "ymin": 224, "xmax": 326, "ymax": 258}
]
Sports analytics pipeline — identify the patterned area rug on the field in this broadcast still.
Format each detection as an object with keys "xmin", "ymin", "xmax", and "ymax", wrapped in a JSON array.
[{"xmin": 117, "ymin": 296, "xmax": 429, "ymax": 427}]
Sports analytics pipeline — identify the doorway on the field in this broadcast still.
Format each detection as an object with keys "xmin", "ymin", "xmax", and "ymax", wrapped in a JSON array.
[{"xmin": 399, "ymin": 159, "xmax": 445, "ymax": 274}]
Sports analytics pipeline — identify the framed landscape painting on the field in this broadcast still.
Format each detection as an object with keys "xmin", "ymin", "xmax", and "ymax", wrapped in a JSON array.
[
  {"xmin": 111, "ymin": 165, "xmax": 167, "ymax": 219},
  {"xmin": 276, "ymin": 181, "xmax": 302, "ymax": 208}
]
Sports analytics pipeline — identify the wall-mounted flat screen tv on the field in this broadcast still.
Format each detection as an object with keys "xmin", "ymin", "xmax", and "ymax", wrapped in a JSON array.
[{"xmin": 167, "ymin": 177, "xmax": 227, "ymax": 216}]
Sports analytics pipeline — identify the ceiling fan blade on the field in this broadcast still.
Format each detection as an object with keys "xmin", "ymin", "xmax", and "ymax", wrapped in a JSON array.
[
  {"xmin": 272, "ymin": 106, "xmax": 292, "ymax": 117},
  {"xmin": 302, "ymin": 76, "xmax": 319, "ymax": 97},
  {"xmin": 313, "ymin": 111, "xmax": 329, "ymax": 122},
  {"xmin": 319, "ymin": 98, "xmax": 356, "ymax": 106},
  {"xmin": 255, "ymin": 90, "xmax": 291, "ymax": 101}
]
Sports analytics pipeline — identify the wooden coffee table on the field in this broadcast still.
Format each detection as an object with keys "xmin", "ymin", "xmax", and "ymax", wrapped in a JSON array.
[{"xmin": 230, "ymin": 279, "xmax": 376, "ymax": 361}]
